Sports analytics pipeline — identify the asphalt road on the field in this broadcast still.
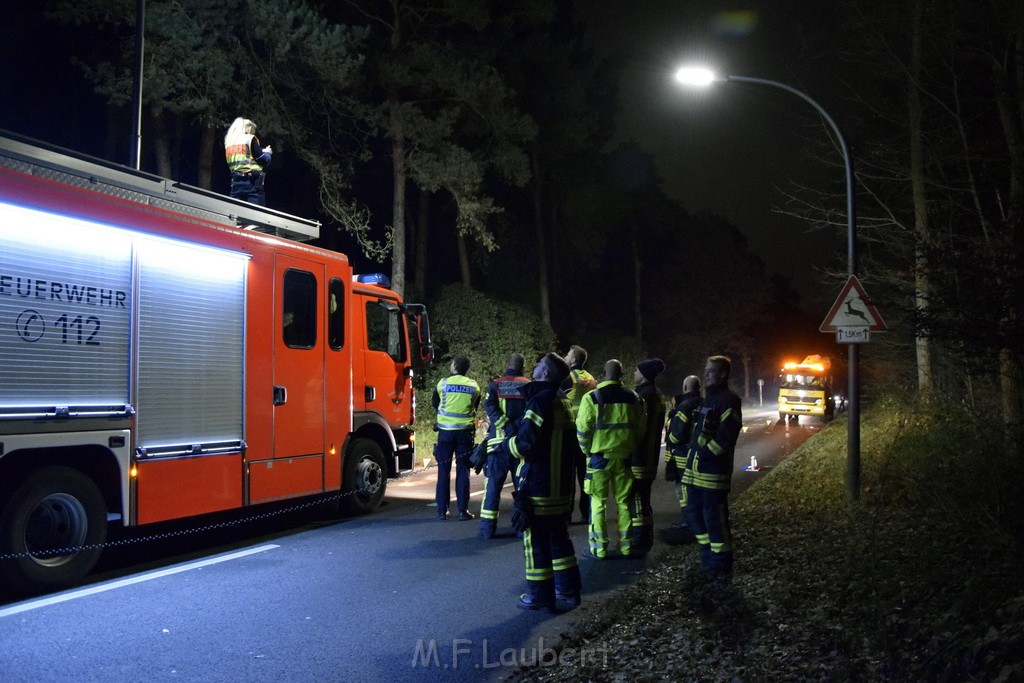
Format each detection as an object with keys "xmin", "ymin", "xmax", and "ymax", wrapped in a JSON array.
[{"xmin": 0, "ymin": 404, "xmax": 823, "ymax": 682}]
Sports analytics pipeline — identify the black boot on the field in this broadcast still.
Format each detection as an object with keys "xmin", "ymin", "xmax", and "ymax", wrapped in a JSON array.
[
  {"xmin": 670, "ymin": 508, "xmax": 688, "ymax": 529},
  {"xmin": 517, "ymin": 581, "xmax": 556, "ymax": 612}
]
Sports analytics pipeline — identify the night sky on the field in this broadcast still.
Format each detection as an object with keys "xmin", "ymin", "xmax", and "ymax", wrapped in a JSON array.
[
  {"xmin": 584, "ymin": 0, "xmax": 849, "ymax": 308},
  {"xmin": 1, "ymin": 1, "xmax": 849, "ymax": 311}
]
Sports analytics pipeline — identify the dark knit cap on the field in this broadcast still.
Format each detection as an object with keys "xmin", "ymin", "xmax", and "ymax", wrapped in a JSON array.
[{"xmin": 637, "ymin": 358, "xmax": 666, "ymax": 379}]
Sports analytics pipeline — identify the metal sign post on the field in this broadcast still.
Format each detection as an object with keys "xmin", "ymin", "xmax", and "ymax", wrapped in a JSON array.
[{"xmin": 820, "ymin": 275, "xmax": 887, "ymax": 501}]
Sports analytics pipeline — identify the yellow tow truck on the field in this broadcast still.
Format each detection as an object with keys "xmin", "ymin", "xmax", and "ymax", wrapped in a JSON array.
[{"xmin": 778, "ymin": 355, "xmax": 834, "ymax": 423}]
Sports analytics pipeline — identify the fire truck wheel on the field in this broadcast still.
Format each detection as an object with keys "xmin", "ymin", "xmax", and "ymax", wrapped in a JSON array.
[
  {"xmin": 340, "ymin": 439, "xmax": 387, "ymax": 515},
  {"xmin": 0, "ymin": 466, "xmax": 107, "ymax": 594}
]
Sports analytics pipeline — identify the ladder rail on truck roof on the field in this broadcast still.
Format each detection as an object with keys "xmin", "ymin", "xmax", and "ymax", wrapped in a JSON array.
[{"xmin": 0, "ymin": 129, "xmax": 321, "ymax": 242}]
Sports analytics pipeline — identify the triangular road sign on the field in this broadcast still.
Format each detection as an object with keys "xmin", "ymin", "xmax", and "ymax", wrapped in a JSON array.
[{"xmin": 820, "ymin": 275, "xmax": 887, "ymax": 332}]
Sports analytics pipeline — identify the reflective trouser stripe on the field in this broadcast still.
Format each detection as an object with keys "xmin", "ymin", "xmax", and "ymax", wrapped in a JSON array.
[
  {"xmin": 630, "ymin": 478, "xmax": 654, "ymax": 526},
  {"xmin": 479, "ymin": 452, "xmax": 516, "ymax": 521},
  {"xmin": 685, "ymin": 485, "xmax": 733, "ymax": 572},
  {"xmin": 588, "ymin": 457, "xmax": 633, "ymax": 557},
  {"xmin": 629, "ymin": 478, "xmax": 654, "ymax": 554},
  {"xmin": 523, "ymin": 515, "xmax": 582, "ymax": 598}
]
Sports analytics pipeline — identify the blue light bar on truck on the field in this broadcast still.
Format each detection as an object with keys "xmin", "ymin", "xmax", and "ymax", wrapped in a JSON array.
[{"xmin": 354, "ymin": 273, "xmax": 392, "ymax": 288}]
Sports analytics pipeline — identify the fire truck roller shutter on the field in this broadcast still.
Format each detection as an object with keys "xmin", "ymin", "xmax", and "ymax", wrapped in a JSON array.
[
  {"xmin": 135, "ymin": 238, "xmax": 247, "ymax": 454},
  {"xmin": 0, "ymin": 466, "xmax": 107, "ymax": 593}
]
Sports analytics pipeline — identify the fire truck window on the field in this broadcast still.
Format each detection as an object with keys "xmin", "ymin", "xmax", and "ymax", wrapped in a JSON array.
[
  {"xmin": 365, "ymin": 300, "xmax": 406, "ymax": 362},
  {"xmin": 328, "ymin": 279, "xmax": 345, "ymax": 350},
  {"xmin": 283, "ymin": 269, "xmax": 317, "ymax": 349}
]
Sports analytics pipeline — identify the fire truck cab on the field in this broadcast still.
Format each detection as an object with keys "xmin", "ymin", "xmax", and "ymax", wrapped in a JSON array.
[{"xmin": 0, "ymin": 131, "xmax": 432, "ymax": 592}]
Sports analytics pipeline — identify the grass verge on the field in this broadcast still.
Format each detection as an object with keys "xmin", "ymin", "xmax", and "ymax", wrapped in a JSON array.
[{"xmin": 511, "ymin": 394, "xmax": 1024, "ymax": 681}]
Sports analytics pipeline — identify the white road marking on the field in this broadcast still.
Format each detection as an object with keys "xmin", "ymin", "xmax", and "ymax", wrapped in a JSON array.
[{"xmin": 0, "ymin": 544, "xmax": 279, "ymax": 618}]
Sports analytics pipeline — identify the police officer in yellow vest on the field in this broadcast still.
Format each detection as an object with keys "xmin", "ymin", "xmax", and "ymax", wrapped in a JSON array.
[
  {"xmin": 575, "ymin": 359, "xmax": 644, "ymax": 558},
  {"xmin": 224, "ymin": 117, "xmax": 272, "ymax": 206},
  {"xmin": 561, "ymin": 344, "xmax": 597, "ymax": 523},
  {"xmin": 432, "ymin": 354, "xmax": 480, "ymax": 520}
]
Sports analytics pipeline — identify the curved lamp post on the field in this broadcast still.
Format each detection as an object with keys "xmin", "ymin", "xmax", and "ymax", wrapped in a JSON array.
[{"xmin": 675, "ymin": 66, "xmax": 862, "ymax": 501}]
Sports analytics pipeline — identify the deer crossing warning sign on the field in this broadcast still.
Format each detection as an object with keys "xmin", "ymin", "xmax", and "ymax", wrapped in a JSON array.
[{"xmin": 819, "ymin": 275, "xmax": 887, "ymax": 343}]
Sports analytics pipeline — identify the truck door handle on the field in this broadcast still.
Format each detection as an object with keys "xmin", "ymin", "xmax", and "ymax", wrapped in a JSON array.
[
  {"xmin": 273, "ymin": 386, "xmax": 287, "ymax": 406},
  {"xmin": 365, "ymin": 385, "xmax": 376, "ymax": 402}
]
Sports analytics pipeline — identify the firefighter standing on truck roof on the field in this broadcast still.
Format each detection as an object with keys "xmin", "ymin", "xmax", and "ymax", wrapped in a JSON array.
[
  {"xmin": 489, "ymin": 353, "xmax": 582, "ymax": 611},
  {"xmin": 477, "ymin": 353, "xmax": 530, "ymax": 539},
  {"xmin": 684, "ymin": 355, "xmax": 743, "ymax": 581},
  {"xmin": 576, "ymin": 359, "xmax": 644, "ymax": 559},
  {"xmin": 224, "ymin": 117, "xmax": 272, "ymax": 206},
  {"xmin": 561, "ymin": 344, "xmax": 597, "ymax": 524},
  {"xmin": 630, "ymin": 358, "xmax": 667, "ymax": 556},
  {"xmin": 432, "ymin": 354, "xmax": 480, "ymax": 520}
]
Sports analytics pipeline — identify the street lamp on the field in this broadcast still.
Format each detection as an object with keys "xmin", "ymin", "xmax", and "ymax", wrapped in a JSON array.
[{"xmin": 675, "ymin": 66, "xmax": 863, "ymax": 502}]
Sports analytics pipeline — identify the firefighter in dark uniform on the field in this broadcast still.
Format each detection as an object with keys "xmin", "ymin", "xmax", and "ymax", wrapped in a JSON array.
[
  {"xmin": 683, "ymin": 355, "xmax": 742, "ymax": 578},
  {"xmin": 432, "ymin": 354, "xmax": 480, "ymax": 520},
  {"xmin": 666, "ymin": 375, "xmax": 702, "ymax": 530},
  {"xmin": 561, "ymin": 344, "xmax": 597, "ymax": 523},
  {"xmin": 478, "ymin": 353, "xmax": 530, "ymax": 539},
  {"xmin": 491, "ymin": 353, "xmax": 582, "ymax": 611},
  {"xmin": 630, "ymin": 358, "xmax": 667, "ymax": 556}
]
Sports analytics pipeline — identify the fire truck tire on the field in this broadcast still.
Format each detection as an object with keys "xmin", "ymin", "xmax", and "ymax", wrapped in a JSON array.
[
  {"xmin": 340, "ymin": 439, "xmax": 387, "ymax": 515},
  {"xmin": 0, "ymin": 467, "xmax": 107, "ymax": 593}
]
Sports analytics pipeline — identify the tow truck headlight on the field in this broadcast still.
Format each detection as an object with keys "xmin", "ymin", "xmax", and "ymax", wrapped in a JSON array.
[
  {"xmin": 779, "ymin": 397, "xmax": 787, "ymax": 403},
  {"xmin": 815, "ymin": 398, "xmax": 823, "ymax": 406}
]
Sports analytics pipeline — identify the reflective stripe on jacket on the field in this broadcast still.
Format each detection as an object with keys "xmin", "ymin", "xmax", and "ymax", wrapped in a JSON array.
[
  {"xmin": 502, "ymin": 381, "xmax": 577, "ymax": 515},
  {"xmin": 434, "ymin": 375, "xmax": 480, "ymax": 430},
  {"xmin": 575, "ymin": 380, "xmax": 643, "ymax": 458},
  {"xmin": 681, "ymin": 384, "xmax": 742, "ymax": 491},
  {"xmin": 564, "ymin": 368, "xmax": 597, "ymax": 409},
  {"xmin": 666, "ymin": 391, "xmax": 702, "ymax": 469},
  {"xmin": 225, "ymin": 132, "xmax": 263, "ymax": 174},
  {"xmin": 484, "ymin": 371, "xmax": 529, "ymax": 438}
]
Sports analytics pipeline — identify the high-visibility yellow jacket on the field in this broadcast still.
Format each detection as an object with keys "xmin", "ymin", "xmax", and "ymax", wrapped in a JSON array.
[
  {"xmin": 433, "ymin": 374, "xmax": 480, "ymax": 431},
  {"xmin": 575, "ymin": 380, "xmax": 643, "ymax": 458},
  {"xmin": 225, "ymin": 132, "xmax": 266, "ymax": 174},
  {"xmin": 564, "ymin": 368, "xmax": 597, "ymax": 411}
]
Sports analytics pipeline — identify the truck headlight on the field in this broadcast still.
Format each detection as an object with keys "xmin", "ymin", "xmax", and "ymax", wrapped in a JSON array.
[{"xmin": 779, "ymin": 397, "xmax": 787, "ymax": 403}]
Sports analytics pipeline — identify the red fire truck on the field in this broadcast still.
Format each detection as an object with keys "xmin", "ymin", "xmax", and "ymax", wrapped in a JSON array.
[{"xmin": 0, "ymin": 131, "xmax": 432, "ymax": 592}]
